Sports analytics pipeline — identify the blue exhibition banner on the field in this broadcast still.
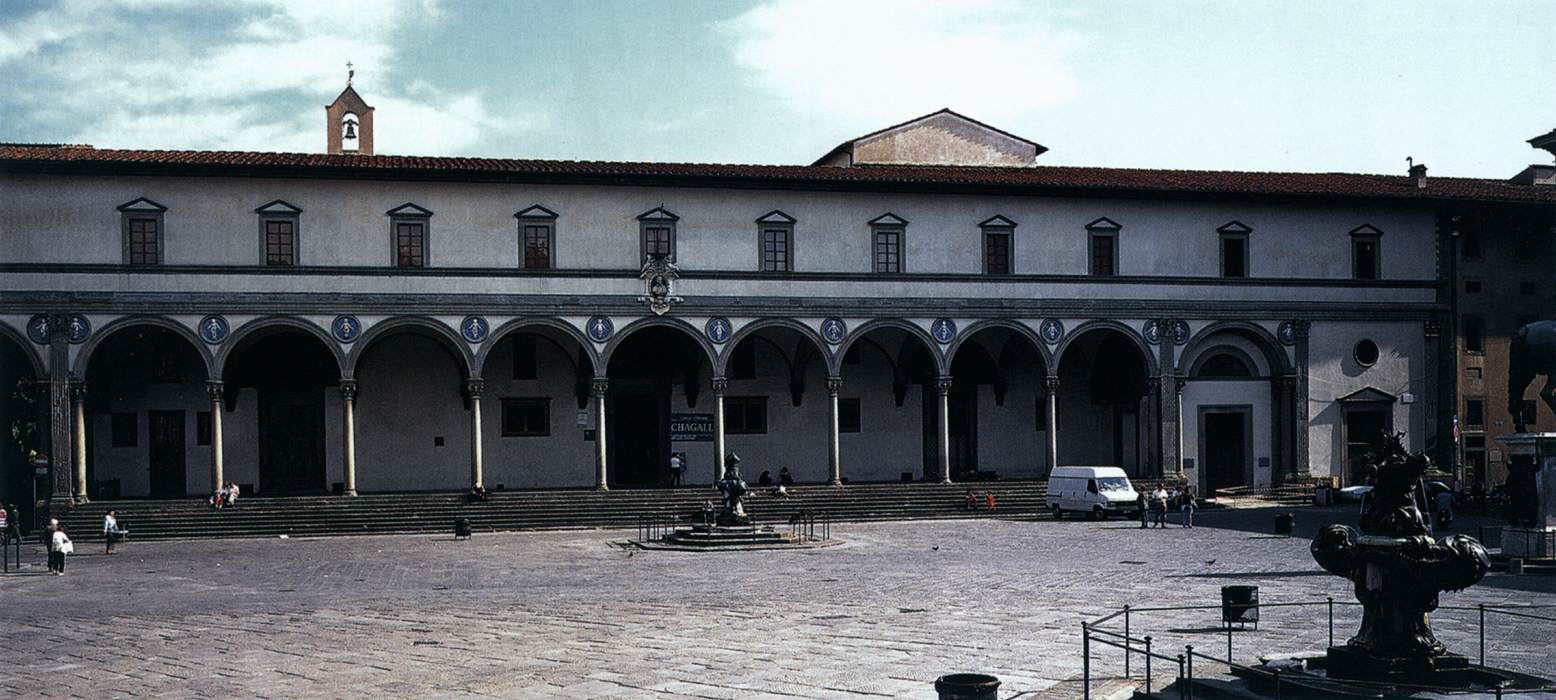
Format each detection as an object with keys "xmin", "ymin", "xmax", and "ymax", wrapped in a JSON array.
[{"xmin": 670, "ymin": 413, "xmax": 714, "ymax": 442}]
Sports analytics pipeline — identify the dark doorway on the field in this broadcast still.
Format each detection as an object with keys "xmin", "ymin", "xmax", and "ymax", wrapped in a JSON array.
[
  {"xmin": 1202, "ymin": 408, "xmax": 1250, "ymax": 496},
  {"xmin": 147, "ymin": 410, "xmax": 186, "ymax": 496},
  {"xmin": 608, "ymin": 389, "xmax": 669, "ymax": 487},
  {"xmin": 259, "ymin": 388, "xmax": 324, "ymax": 494},
  {"xmin": 922, "ymin": 387, "xmax": 979, "ymax": 480},
  {"xmin": 1344, "ymin": 409, "xmax": 1392, "ymax": 485}
]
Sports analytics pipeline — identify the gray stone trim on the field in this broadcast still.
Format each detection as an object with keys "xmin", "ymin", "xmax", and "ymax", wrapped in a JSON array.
[
  {"xmin": 69, "ymin": 314, "xmax": 215, "ymax": 378},
  {"xmin": 1174, "ymin": 320, "xmax": 1291, "ymax": 375},
  {"xmin": 942, "ymin": 319, "xmax": 1052, "ymax": 373},
  {"xmin": 598, "ymin": 316, "xmax": 718, "ymax": 377},
  {"xmin": 718, "ymin": 318, "xmax": 830, "ymax": 377},
  {"xmin": 346, "ymin": 315, "xmax": 474, "ymax": 379},
  {"xmin": 835, "ymin": 319, "xmax": 942, "ymax": 375},
  {"xmin": 213, "ymin": 315, "xmax": 347, "ymax": 379},
  {"xmin": 1049, "ymin": 318, "xmax": 1159, "ymax": 375},
  {"xmin": 474, "ymin": 317, "xmax": 599, "ymax": 379}
]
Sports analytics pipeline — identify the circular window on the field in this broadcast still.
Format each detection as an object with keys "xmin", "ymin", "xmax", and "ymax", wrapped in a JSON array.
[{"xmin": 1354, "ymin": 339, "xmax": 1380, "ymax": 367}]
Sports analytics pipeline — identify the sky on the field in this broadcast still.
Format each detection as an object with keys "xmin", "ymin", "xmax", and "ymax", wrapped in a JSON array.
[{"xmin": 1, "ymin": 0, "xmax": 1553, "ymax": 178}]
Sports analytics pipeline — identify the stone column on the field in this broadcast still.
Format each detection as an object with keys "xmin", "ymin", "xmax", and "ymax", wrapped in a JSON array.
[
  {"xmin": 206, "ymin": 380, "xmax": 225, "ymax": 494},
  {"xmin": 1270, "ymin": 377, "xmax": 1288, "ymax": 483},
  {"xmin": 465, "ymin": 379, "xmax": 485, "ymax": 491},
  {"xmin": 1143, "ymin": 377, "xmax": 1159, "ymax": 477},
  {"xmin": 339, "ymin": 380, "xmax": 358, "ymax": 496},
  {"xmin": 1291, "ymin": 320, "xmax": 1312, "ymax": 477},
  {"xmin": 712, "ymin": 377, "xmax": 728, "ymax": 481},
  {"xmin": 1175, "ymin": 377, "xmax": 1187, "ymax": 477},
  {"xmin": 827, "ymin": 376, "xmax": 843, "ymax": 486},
  {"xmin": 47, "ymin": 315, "xmax": 73, "ymax": 506},
  {"xmin": 70, "ymin": 380, "xmax": 88, "ymax": 502},
  {"xmin": 592, "ymin": 378, "xmax": 609, "ymax": 490},
  {"xmin": 1155, "ymin": 319, "xmax": 1182, "ymax": 478},
  {"xmin": 1045, "ymin": 376, "xmax": 1060, "ymax": 475},
  {"xmin": 936, "ymin": 375, "xmax": 953, "ymax": 484}
]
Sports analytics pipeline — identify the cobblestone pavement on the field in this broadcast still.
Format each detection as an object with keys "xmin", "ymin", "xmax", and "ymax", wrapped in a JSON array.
[{"xmin": 2, "ymin": 507, "xmax": 1553, "ymax": 699}]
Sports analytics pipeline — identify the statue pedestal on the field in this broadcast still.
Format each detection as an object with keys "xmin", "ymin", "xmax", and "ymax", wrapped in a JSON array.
[
  {"xmin": 1325, "ymin": 645, "xmax": 1468, "ymax": 682},
  {"xmin": 1495, "ymin": 433, "xmax": 1556, "ymax": 559}
]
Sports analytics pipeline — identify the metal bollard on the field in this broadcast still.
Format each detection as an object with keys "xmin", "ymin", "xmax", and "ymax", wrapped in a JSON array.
[
  {"xmin": 1145, "ymin": 636, "xmax": 1154, "ymax": 695},
  {"xmin": 933, "ymin": 673, "xmax": 1000, "ymax": 700}
]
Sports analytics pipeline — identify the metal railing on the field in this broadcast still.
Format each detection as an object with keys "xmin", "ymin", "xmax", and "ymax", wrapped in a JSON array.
[
  {"xmin": 788, "ymin": 509, "xmax": 830, "ymax": 542},
  {"xmin": 635, "ymin": 513, "xmax": 683, "ymax": 543},
  {"xmin": 1079, "ymin": 598, "xmax": 1556, "ymax": 699},
  {"xmin": 1479, "ymin": 525, "xmax": 1556, "ymax": 559}
]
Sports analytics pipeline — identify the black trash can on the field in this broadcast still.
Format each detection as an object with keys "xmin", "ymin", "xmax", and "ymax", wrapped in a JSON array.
[
  {"xmin": 454, "ymin": 518, "xmax": 472, "ymax": 539},
  {"xmin": 934, "ymin": 674, "xmax": 1000, "ymax": 700},
  {"xmin": 1274, "ymin": 512, "xmax": 1295, "ymax": 535},
  {"xmin": 1222, "ymin": 585, "xmax": 1259, "ymax": 626}
]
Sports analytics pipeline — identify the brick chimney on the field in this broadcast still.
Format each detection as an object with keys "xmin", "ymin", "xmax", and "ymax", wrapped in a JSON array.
[{"xmin": 1408, "ymin": 161, "xmax": 1427, "ymax": 189}]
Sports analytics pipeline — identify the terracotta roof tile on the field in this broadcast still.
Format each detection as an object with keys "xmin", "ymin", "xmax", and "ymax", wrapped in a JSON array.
[{"xmin": 2, "ymin": 144, "xmax": 1553, "ymax": 204}]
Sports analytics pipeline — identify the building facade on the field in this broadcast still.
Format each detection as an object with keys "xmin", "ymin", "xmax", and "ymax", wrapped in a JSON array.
[{"xmin": 3, "ymin": 93, "xmax": 1553, "ymax": 507}]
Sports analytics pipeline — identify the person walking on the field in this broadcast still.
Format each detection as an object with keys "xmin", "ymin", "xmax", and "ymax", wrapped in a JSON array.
[
  {"xmin": 1180, "ymin": 489, "xmax": 1196, "ymax": 528},
  {"xmin": 1136, "ymin": 489, "xmax": 1149, "ymax": 528},
  {"xmin": 1151, "ymin": 487, "xmax": 1169, "ymax": 528},
  {"xmin": 49, "ymin": 523, "xmax": 72, "ymax": 575},
  {"xmin": 103, "ymin": 510, "xmax": 122, "ymax": 554},
  {"xmin": 669, "ymin": 453, "xmax": 684, "ymax": 487}
]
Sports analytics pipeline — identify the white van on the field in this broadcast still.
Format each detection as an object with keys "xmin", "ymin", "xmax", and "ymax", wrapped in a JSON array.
[{"xmin": 1046, "ymin": 466, "xmax": 1138, "ymax": 519}]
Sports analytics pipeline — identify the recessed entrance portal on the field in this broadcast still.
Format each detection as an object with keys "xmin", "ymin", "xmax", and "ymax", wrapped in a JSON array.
[
  {"xmin": 1344, "ymin": 408, "xmax": 1392, "ymax": 485},
  {"xmin": 606, "ymin": 326, "xmax": 709, "ymax": 488},
  {"xmin": 608, "ymin": 390, "xmax": 669, "ymax": 487},
  {"xmin": 147, "ymin": 410, "xmax": 186, "ymax": 497},
  {"xmin": 1200, "ymin": 406, "xmax": 1251, "ymax": 496},
  {"xmin": 224, "ymin": 330, "xmax": 337, "ymax": 495}
]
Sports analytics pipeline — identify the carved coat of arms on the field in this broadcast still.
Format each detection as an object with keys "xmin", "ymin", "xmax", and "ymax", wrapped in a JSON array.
[{"xmin": 638, "ymin": 254, "xmax": 684, "ymax": 315}]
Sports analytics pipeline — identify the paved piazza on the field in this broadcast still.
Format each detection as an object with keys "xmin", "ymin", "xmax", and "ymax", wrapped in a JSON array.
[{"xmin": 3, "ymin": 506, "xmax": 1554, "ymax": 699}]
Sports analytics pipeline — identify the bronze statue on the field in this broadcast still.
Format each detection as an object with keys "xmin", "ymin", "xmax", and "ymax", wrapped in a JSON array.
[
  {"xmin": 715, "ymin": 451, "xmax": 752, "ymax": 526},
  {"xmin": 1311, "ymin": 433, "xmax": 1489, "ymax": 677},
  {"xmin": 1508, "ymin": 319, "xmax": 1556, "ymax": 432}
]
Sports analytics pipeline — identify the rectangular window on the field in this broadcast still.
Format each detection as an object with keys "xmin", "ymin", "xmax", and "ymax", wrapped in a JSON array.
[
  {"xmin": 1089, "ymin": 233, "xmax": 1117, "ymax": 276},
  {"xmin": 642, "ymin": 225, "xmax": 673, "ymax": 261},
  {"xmin": 1461, "ymin": 227, "xmax": 1482, "ymax": 259},
  {"xmin": 731, "ymin": 342, "xmax": 756, "ymax": 380},
  {"xmin": 1463, "ymin": 316, "xmax": 1484, "ymax": 353},
  {"xmin": 111, "ymin": 412, "xmax": 137, "ymax": 447},
  {"xmin": 522, "ymin": 223, "xmax": 553, "ymax": 269},
  {"xmin": 512, "ymin": 336, "xmax": 538, "ymax": 380},
  {"xmin": 983, "ymin": 229, "xmax": 1011, "ymax": 274},
  {"xmin": 1353, "ymin": 236, "xmax": 1380, "ymax": 280},
  {"xmin": 501, "ymin": 398, "xmax": 550, "ymax": 436},
  {"xmin": 1466, "ymin": 366, "xmax": 1482, "ymax": 380},
  {"xmin": 264, "ymin": 219, "xmax": 296, "ymax": 266},
  {"xmin": 724, "ymin": 397, "xmax": 768, "ymax": 434},
  {"xmin": 760, "ymin": 227, "xmax": 791, "ymax": 272},
  {"xmin": 838, "ymin": 398, "xmax": 861, "ymax": 433},
  {"xmin": 127, "ymin": 217, "xmax": 160, "ymax": 265},
  {"xmin": 395, "ymin": 221, "xmax": 426, "ymax": 268},
  {"xmin": 196, "ymin": 411, "xmax": 212, "ymax": 446},
  {"xmin": 1221, "ymin": 234, "xmax": 1248, "ymax": 278},
  {"xmin": 873, "ymin": 228, "xmax": 902, "ymax": 273},
  {"xmin": 1465, "ymin": 399, "xmax": 1485, "ymax": 428}
]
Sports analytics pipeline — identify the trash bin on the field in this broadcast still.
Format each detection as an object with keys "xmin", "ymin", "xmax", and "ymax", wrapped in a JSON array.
[
  {"xmin": 1314, "ymin": 485, "xmax": 1331, "ymax": 507},
  {"xmin": 454, "ymin": 518, "xmax": 472, "ymax": 539},
  {"xmin": 1274, "ymin": 512, "xmax": 1295, "ymax": 535},
  {"xmin": 1222, "ymin": 585, "xmax": 1259, "ymax": 626},
  {"xmin": 934, "ymin": 673, "xmax": 1000, "ymax": 700}
]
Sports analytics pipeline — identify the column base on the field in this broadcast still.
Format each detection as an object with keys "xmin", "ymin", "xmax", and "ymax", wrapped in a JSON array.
[
  {"xmin": 939, "ymin": 477, "xmax": 952, "ymax": 485},
  {"xmin": 73, "ymin": 494, "xmax": 90, "ymax": 505},
  {"xmin": 595, "ymin": 484, "xmax": 609, "ymax": 491},
  {"xmin": 343, "ymin": 489, "xmax": 358, "ymax": 497},
  {"xmin": 828, "ymin": 479, "xmax": 842, "ymax": 487}
]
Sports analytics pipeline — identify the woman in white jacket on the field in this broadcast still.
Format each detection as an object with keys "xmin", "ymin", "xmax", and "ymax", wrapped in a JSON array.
[{"xmin": 49, "ymin": 524, "xmax": 73, "ymax": 575}]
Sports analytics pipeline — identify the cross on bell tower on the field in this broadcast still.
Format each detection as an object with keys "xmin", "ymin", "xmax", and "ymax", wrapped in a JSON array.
[{"xmin": 326, "ymin": 64, "xmax": 374, "ymax": 156}]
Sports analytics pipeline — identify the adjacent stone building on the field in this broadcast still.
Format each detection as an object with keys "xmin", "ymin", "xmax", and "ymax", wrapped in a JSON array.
[{"xmin": 3, "ymin": 85, "xmax": 1554, "ymax": 511}]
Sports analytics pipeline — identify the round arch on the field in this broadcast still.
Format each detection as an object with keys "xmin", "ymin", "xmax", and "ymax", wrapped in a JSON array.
[
  {"xmin": 599, "ymin": 316, "xmax": 717, "ymax": 376},
  {"xmin": 346, "ymin": 316, "xmax": 475, "ymax": 379},
  {"xmin": 718, "ymin": 318, "xmax": 831, "ymax": 377},
  {"xmin": 0, "ymin": 321, "xmax": 44, "ymax": 377},
  {"xmin": 1050, "ymin": 319, "xmax": 1158, "ymax": 375},
  {"xmin": 944, "ymin": 319, "xmax": 1052, "ymax": 371},
  {"xmin": 214, "ymin": 316, "xmax": 345, "ymax": 379},
  {"xmin": 1188, "ymin": 345, "xmax": 1260, "ymax": 378},
  {"xmin": 1176, "ymin": 321, "xmax": 1290, "ymax": 376},
  {"xmin": 72, "ymin": 315, "xmax": 214, "ymax": 378},
  {"xmin": 836, "ymin": 319, "xmax": 943, "ymax": 375},
  {"xmin": 475, "ymin": 317, "xmax": 599, "ymax": 378}
]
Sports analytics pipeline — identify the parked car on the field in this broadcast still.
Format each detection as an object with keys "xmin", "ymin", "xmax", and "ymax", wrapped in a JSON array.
[{"xmin": 1333, "ymin": 485, "xmax": 1373, "ymax": 503}]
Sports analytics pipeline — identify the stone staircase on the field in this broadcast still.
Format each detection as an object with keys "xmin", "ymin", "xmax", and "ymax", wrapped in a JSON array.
[{"xmin": 53, "ymin": 480, "xmax": 1049, "ymax": 542}]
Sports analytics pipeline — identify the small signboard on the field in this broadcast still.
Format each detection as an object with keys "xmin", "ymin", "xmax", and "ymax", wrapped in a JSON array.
[
  {"xmin": 671, "ymin": 413, "xmax": 714, "ymax": 442},
  {"xmin": 32, "ymin": 453, "xmax": 48, "ymax": 476}
]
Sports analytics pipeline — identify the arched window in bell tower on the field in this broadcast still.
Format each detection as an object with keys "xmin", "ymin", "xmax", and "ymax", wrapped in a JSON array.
[{"xmin": 341, "ymin": 112, "xmax": 360, "ymax": 152}]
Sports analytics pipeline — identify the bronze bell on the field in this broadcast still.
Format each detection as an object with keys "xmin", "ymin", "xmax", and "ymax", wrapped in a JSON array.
[{"xmin": 344, "ymin": 121, "xmax": 357, "ymax": 139}]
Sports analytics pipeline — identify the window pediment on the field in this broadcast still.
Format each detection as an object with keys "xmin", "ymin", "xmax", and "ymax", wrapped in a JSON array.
[
  {"xmin": 386, "ymin": 202, "xmax": 433, "ymax": 217},
  {"xmin": 1337, "ymin": 386, "xmax": 1397, "ymax": 403},
  {"xmin": 255, "ymin": 199, "xmax": 302, "ymax": 215},
  {"xmin": 515, "ymin": 204, "xmax": 558, "ymax": 219},
  {"xmin": 1086, "ymin": 216, "xmax": 1121, "ymax": 231},
  {"xmin": 117, "ymin": 197, "xmax": 167, "ymax": 213},
  {"xmin": 1217, "ymin": 220, "xmax": 1252, "ymax": 235},
  {"xmin": 1349, "ymin": 224, "xmax": 1383, "ymax": 237},
  {"xmin": 637, "ymin": 206, "xmax": 679, "ymax": 222},
  {"xmin": 979, "ymin": 214, "xmax": 1017, "ymax": 228},
  {"xmin": 756, "ymin": 209, "xmax": 796, "ymax": 225},
  {"xmin": 868, "ymin": 212, "xmax": 908, "ymax": 227}
]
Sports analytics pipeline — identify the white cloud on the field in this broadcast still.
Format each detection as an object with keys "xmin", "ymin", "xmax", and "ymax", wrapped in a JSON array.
[
  {"xmin": 0, "ymin": 0, "xmax": 532, "ymax": 154},
  {"xmin": 720, "ymin": 0, "xmax": 1084, "ymax": 129}
]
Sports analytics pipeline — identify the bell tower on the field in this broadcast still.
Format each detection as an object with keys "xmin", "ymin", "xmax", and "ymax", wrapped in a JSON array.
[{"xmin": 326, "ymin": 64, "xmax": 374, "ymax": 155}]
